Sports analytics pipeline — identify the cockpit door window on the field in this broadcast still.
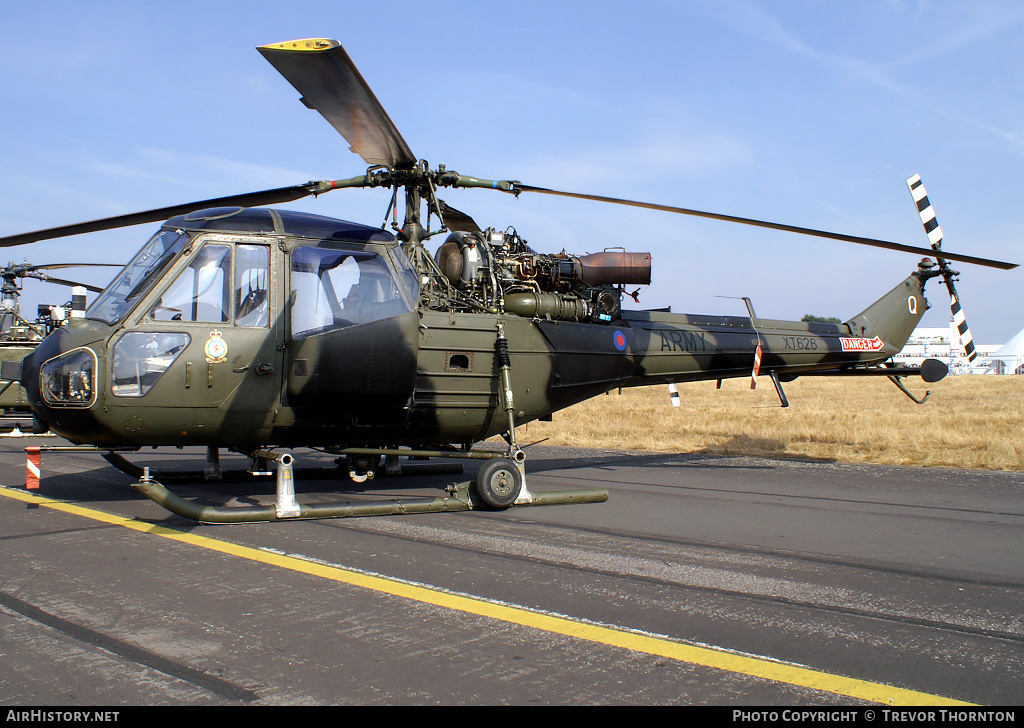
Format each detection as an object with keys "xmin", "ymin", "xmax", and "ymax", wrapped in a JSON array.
[
  {"xmin": 290, "ymin": 246, "xmax": 413, "ymax": 338},
  {"xmin": 150, "ymin": 244, "xmax": 231, "ymax": 323},
  {"xmin": 234, "ymin": 244, "xmax": 270, "ymax": 327}
]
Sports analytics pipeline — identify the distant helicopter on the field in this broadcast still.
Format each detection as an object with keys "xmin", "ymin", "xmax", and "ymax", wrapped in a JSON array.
[
  {"xmin": 0, "ymin": 262, "xmax": 115, "ymax": 419},
  {"xmin": 0, "ymin": 39, "xmax": 1014, "ymax": 522}
]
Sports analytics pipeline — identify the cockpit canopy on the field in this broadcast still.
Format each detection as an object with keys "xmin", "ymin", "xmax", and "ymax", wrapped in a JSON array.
[{"xmin": 85, "ymin": 208, "xmax": 417, "ymax": 328}]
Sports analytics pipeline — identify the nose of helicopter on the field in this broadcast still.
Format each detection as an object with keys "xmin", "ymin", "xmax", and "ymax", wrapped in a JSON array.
[{"xmin": 16, "ymin": 322, "xmax": 107, "ymax": 437}]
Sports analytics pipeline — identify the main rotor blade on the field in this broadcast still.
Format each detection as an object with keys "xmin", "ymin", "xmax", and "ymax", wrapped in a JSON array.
[
  {"xmin": 26, "ymin": 273, "xmax": 105, "ymax": 293},
  {"xmin": 259, "ymin": 39, "xmax": 417, "ymax": 170},
  {"xmin": 0, "ymin": 182, "xmax": 329, "ymax": 248},
  {"xmin": 27, "ymin": 263, "xmax": 122, "ymax": 272},
  {"xmin": 513, "ymin": 184, "xmax": 1018, "ymax": 270},
  {"xmin": 440, "ymin": 202, "xmax": 482, "ymax": 234}
]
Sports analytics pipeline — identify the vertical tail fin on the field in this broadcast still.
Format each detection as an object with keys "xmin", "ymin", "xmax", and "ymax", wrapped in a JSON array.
[{"xmin": 844, "ymin": 267, "xmax": 931, "ymax": 355}]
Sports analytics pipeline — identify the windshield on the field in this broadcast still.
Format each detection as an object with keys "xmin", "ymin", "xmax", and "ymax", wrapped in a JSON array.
[
  {"xmin": 392, "ymin": 245, "xmax": 420, "ymax": 302},
  {"xmin": 87, "ymin": 229, "xmax": 189, "ymax": 325}
]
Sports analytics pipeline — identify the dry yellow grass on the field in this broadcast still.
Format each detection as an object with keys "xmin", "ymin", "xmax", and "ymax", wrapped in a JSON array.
[{"xmin": 514, "ymin": 376, "xmax": 1024, "ymax": 471}]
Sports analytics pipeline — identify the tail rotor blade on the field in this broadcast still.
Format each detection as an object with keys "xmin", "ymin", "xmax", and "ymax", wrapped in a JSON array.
[
  {"xmin": 906, "ymin": 174, "xmax": 979, "ymax": 362},
  {"xmin": 947, "ymin": 282, "xmax": 978, "ymax": 362},
  {"xmin": 906, "ymin": 173, "xmax": 945, "ymax": 251}
]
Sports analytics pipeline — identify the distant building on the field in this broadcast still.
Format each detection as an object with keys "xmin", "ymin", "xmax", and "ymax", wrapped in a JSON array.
[
  {"xmin": 977, "ymin": 328, "xmax": 1024, "ymax": 376},
  {"xmin": 893, "ymin": 322, "xmax": 1021, "ymax": 375}
]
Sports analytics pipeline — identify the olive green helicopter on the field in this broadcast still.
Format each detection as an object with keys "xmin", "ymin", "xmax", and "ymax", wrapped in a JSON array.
[{"xmin": 0, "ymin": 39, "xmax": 1015, "ymax": 522}]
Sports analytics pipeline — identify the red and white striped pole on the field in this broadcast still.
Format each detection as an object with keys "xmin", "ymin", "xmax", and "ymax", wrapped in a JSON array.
[
  {"xmin": 25, "ymin": 446, "xmax": 41, "ymax": 489},
  {"xmin": 750, "ymin": 343, "xmax": 762, "ymax": 389}
]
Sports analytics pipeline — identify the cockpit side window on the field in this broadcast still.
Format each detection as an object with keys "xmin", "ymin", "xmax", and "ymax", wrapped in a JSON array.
[
  {"xmin": 150, "ymin": 244, "xmax": 231, "ymax": 323},
  {"xmin": 235, "ymin": 244, "xmax": 270, "ymax": 327},
  {"xmin": 290, "ymin": 246, "xmax": 412, "ymax": 338}
]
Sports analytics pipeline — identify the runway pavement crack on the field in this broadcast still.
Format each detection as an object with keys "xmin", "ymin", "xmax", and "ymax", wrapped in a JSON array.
[{"xmin": 0, "ymin": 590, "xmax": 259, "ymax": 703}]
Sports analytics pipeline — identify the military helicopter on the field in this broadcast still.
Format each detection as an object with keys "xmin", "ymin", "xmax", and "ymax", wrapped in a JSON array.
[
  {"xmin": 0, "ymin": 262, "xmax": 116, "ymax": 420},
  {"xmin": 0, "ymin": 38, "xmax": 1015, "ymax": 522}
]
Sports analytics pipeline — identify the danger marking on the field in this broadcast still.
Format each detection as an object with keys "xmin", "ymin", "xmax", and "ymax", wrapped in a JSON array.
[{"xmin": 839, "ymin": 336, "xmax": 884, "ymax": 352}]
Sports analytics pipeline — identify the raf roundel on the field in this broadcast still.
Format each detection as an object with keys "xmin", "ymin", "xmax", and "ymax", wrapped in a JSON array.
[{"xmin": 613, "ymin": 330, "xmax": 628, "ymax": 352}]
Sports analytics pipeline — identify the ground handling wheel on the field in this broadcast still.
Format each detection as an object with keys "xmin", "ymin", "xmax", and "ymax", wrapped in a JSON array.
[{"xmin": 473, "ymin": 458, "xmax": 523, "ymax": 509}]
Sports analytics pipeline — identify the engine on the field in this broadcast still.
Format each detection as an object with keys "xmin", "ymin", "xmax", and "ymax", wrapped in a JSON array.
[{"xmin": 433, "ymin": 229, "xmax": 651, "ymax": 323}]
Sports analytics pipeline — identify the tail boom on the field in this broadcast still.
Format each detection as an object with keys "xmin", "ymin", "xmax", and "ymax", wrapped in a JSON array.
[{"xmin": 618, "ymin": 265, "xmax": 933, "ymax": 387}]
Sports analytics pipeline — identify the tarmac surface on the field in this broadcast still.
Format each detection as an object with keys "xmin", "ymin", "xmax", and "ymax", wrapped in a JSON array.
[{"xmin": 1, "ymin": 432, "xmax": 1022, "ymax": 706}]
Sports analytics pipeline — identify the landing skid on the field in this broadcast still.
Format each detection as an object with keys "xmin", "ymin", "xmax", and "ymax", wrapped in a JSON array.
[
  {"xmin": 131, "ymin": 470, "xmax": 608, "ymax": 524},
  {"xmin": 129, "ymin": 455, "xmax": 607, "ymax": 523},
  {"xmin": 30, "ymin": 444, "xmax": 608, "ymax": 523}
]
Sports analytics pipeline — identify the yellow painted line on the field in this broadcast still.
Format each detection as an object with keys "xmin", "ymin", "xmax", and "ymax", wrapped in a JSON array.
[{"xmin": 1, "ymin": 485, "xmax": 973, "ymax": 706}]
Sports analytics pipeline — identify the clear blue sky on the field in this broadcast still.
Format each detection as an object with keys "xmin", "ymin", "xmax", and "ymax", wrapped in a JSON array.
[{"xmin": 2, "ymin": 1, "xmax": 1022, "ymax": 344}]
